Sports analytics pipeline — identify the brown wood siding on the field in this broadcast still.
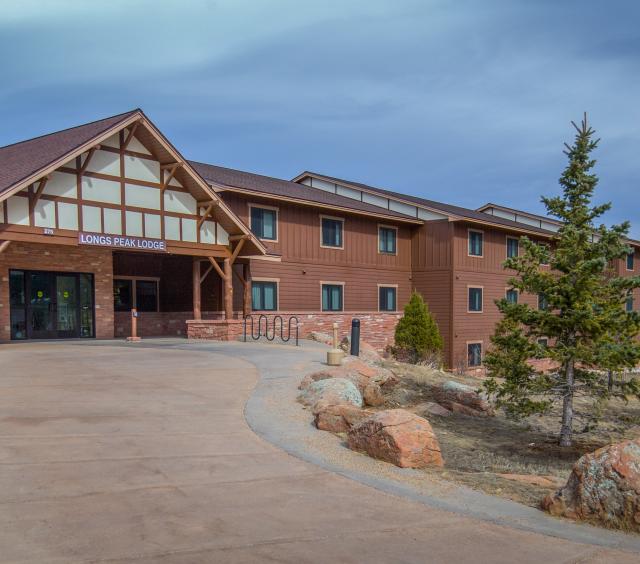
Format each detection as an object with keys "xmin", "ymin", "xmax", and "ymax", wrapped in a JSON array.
[
  {"xmin": 221, "ymin": 192, "xmax": 412, "ymax": 270},
  {"xmin": 412, "ymin": 269, "xmax": 452, "ymax": 365},
  {"xmin": 411, "ymin": 220, "xmax": 452, "ymax": 270},
  {"xmin": 250, "ymin": 259, "xmax": 411, "ymax": 312}
]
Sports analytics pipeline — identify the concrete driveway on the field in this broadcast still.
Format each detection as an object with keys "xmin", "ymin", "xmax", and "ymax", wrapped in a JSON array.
[{"xmin": 0, "ymin": 341, "xmax": 637, "ymax": 563}]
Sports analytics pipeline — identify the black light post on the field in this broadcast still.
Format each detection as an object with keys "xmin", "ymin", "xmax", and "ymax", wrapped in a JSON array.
[{"xmin": 350, "ymin": 318, "xmax": 360, "ymax": 356}]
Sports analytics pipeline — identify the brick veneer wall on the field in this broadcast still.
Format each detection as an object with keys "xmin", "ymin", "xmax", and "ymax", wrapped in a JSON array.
[
  {"xmin": 115, "ymin": 311, "xmax": 227, "ymax": 338},
  {"xmin": 186, "ymin": 319, "xmax": 244, "ymax": 341},
  {"xmin": 0, "ymin": 242, "xmax": 114, "ymax": 340}
]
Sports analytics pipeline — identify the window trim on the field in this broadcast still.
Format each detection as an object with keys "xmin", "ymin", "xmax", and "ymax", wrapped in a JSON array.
[
  {"xmin": 377, "ymin": 283, "xmax": 398, "ymax": 312},
  {"xmin": 467, "ymin": 228, "xmax": 484, "ymax": 258},
  {"xmin": 248, "ymin": 203, "xmax": 279, "ymax": 242},
  {"xmin": 320, "ymin": 281, "xmax": 345, "ymax": 311},
  {"xmin": 114, "ymin": 276, "xmax": 160, "ymax": 312},
  {"xmin": 626, "ymin": 251, "xmax": 635, "ymax": 272},
  {"xmin": 466, "ymin": 340, "xmax": 483, "ymax": 368},
  {"xmin": 467, "ymin": 285, "xmax": 484, "ymax": 313},
  {"xmin": 538, "ymin": 242, "xmax": 550, "ymax": 266},
  {"xmin": 319, "ymin": 214, "xmax": 345, "ymax": 250},
  {"xmin": 251, "ymin": 277, "xmax": 280, "ymax": 311},
  {"xmin": 506, "ymin": 235, "xmax": 519, "ymax": 259},
  {"xmin": 538, "ymin": 292, "xmax": 548, "ymax": 311},
  {"xmin": 378, "ymin": 224, "xmax": 398, "ymax": 256},
  {"xmin": 626, "ymin": 294, "xmax": 634, "ymax": 312}
]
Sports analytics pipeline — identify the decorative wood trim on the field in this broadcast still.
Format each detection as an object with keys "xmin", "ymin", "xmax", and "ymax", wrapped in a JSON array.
[
  {"xmin": 79, "ymin": 145, "xmax": 101, "ymax": 175},
  {"xmin": 122, "ymin": 122, "xmax": 140, "ymax": 150},
  {"xmin": 198, "ymin": 202, "xmax": 218, "ymax": 229},
  {"xmin": 229, "ymin": 237, "xmax": 246, "ymax": 265},
  {"xmin": 208, "ymin": 256, "xmax": 226, "ymax": 280},
  {"xmin": 200, "ymin": 263, "xmax": 215, "ymax": 284}
]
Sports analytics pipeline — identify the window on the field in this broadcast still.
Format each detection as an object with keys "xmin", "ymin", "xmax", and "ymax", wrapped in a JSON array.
[
  {"xmin": 9, "ymin": 270, "xmax": 26, "ymax": 340},
  {"xmin": 250, "ymin": 206, "xmax": 277, "ymax": 241},
  {"xmin": 252, "ymin": 281, "xmax": 278, "ymax": 311},
  {"xmin": 379, "ymin": 286, "xmax": 397, "ymax": 311},
  {"xmin": 506, "ymin": 237, "xmax": 519, "ymax": 258},
  {"xmin": 379, "ymin": 226, "xmax": 397, "ymax": 254},
  {"xmin": 537, "ymin": 338, "xmax": 549, "ymax": 349},
  {"xmin": 321, "ymin": 217, "xmax": 343, "ymax": 248},
  {"xmin": 468, "ymin": 230, "xmax": 483, "ymax": 257},
  {"xmin": 539, "ymin": 243, "xmax": 550, "ymax": 265},
  {"xmin": 627, "ymin": 252, "xmax": 635, "ymax": 271},
  {"xmin": 468, "ymin": 287, "xmax": 483, "ymax": 312},
  {"xmin": 467, "ymin": 342, "xmax": 482, "ymax": 367},
  {"xmin": 114, "ymin": 278, "xmax": 158, "ymax": 312},
  {"xmin": 505, "ymin": 289, "xmax": 518, "ymax": 304},
  {"xmin": 538, "ymin": 292, "xmax": 549, "ymax": 311},
  {"xmin": 626, "ymin": 295, "xmax": 634, "ymax": 312},
  {"xmin": 322, "ymin": 283, "xmax": 343, "ymax": 311}
]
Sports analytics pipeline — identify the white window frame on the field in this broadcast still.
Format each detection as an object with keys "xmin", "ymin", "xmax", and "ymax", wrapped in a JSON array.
[
  {"xmin": 377, "ymin": 283, "xmax": 398, "ymax": 312},
  {"xmin": 320, "ymin": 281, "xmax": 345, "ymax": 311},
  {"xmin": 248, "ymin": 203, "xmax": 279, "ymax": 242},
  {"xmin": 251, "ymin": 277, "xmax": 280, "ymax": 311},
  {"xmin": 468, "ymin": 228, "xmax": 484, "ymax": 258},
  {"xmin": 320, "ymin": 215, "xmax": 345, "ymax": 250},
  {"xmin": 378, "ymin": 224, "xmax": 398, "ymax": 256},
  {"xmin": 467, "ymin": 285, "xmax": 484, "ymax": 313}
]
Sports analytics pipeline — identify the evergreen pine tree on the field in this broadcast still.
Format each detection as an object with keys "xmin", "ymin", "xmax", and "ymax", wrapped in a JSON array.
[
  {"xmin": 483, "ymin": 114, "xmax": 640, "ymax": 447},
  {"xmin": 394, "ymin": 291, "xmax": 444, "ymax": 363}
]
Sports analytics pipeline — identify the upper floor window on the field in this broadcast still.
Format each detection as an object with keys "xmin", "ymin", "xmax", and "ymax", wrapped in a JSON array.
[
  {"xmin": 252, "ymin": 280, "xmax": 278, "ymax": 311},
  {"xmin": 538, "ymin": 243, "xmax": 550, "ymax": 266},
  {"xmin": 468, "ymin": 287, "xmax": 483, "ymax": 312},
  {"xmin": 250, "ymin": 205, "xmax": 277, "ymax": 241},
  {"xmin": 378, "ymin": 226, "xmax": 397, "ymax": 254},
  {"xmin": 627, "ymin": 252, "xmax": 635, "ymax": 271},
  {"xmin": 379, "ymin": 285, "xmax": 397, "ymax": 311},
  {"xmin": 321, "ymin": 216, "xmax": 344, "ymax": 248},
  {"xmin": 506, "ymin": 237, "xmax": 519, "ymax": 259},
  {"xmin": 322, "ymin": 283, "xmax": 344, "ymax": 311},
  {"xmin": 505, "ymin": 288, "xmax": 518, "ymax": 304},
  {"xmin": 468, "ymin": 230, "xmax": 483, "ymax": 257}
]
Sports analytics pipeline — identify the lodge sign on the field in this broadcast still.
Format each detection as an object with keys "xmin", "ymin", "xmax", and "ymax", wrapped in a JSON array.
[{"xmin": 78, "ymin": 232, "xmax": 167, "ymax": 252}]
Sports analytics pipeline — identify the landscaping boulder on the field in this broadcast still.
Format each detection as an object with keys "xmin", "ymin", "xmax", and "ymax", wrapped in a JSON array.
[
  {"xmin": 363, "ymin": 382, "xmax": 385, "ymax": 407},
  {"xmin": 298, "ymin": 367, "xmax": 343, "ymax": 391},
  {"xmin": 347, "ymin": 409, "xmax": 444, "ymax": 468},
  {"xmin": 432, "ymin": 380, "xmax": 493, "ymax": 417},
  {"xmin": 417, "ymin": 401, "xmax": 452, "ymax": 418},
  {"xmin": 297, "ymin": 378, "xmax": 363, "ymax": 408},
  {"xmin": 313, "ymin": 401, "xmax": 373, "ymax": 433},
  {"xmin": 541, "ymin": 438, "xmax": 640, "ymax": 531}
]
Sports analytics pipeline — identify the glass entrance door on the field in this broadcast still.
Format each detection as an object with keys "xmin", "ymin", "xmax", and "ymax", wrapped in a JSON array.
[
  {"xmin": 28, "ymin": 272, "xmax": 55, "ymax": 339},
  {"xmin": 55, "ymin": 275, "xmax": 79, "ymax": 338},
  {"xmin": 9, "ymin": 270, "xmax": 95, "ymax": 340}
]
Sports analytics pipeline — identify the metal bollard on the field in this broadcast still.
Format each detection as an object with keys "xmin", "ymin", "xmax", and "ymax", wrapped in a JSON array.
[{"xmin": 350, "ymin": 318, "xmax": 360, "ymax": 356}]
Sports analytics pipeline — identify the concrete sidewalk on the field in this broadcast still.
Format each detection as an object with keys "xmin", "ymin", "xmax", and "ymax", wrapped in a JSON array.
[{"xmin": 0, "ymin": 339, "xmax": 637, "ymax": 562}]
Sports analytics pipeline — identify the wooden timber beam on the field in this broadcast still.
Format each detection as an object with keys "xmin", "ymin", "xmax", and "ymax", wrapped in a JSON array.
[
  {"xmin": 197, "ymin": 202, "xmax": 218, "ymax": 229},
  {"xmin": 192, "ymin": 259, "xmax": 202, "ymax": 320},
  {"xmin": 0, "ymin": 240, "xmax": 11, "ymax": 255},
  {"xmin": 229, "ymin": 237, "xmax": 246, "ymax": 266},
  {"xmin": 207, "ymin": 256, "xmax": 226, "ymax": 280},
  {"xmin": 79, "ymin": 145, "xmax": 101, "ymax": 174},
  {"xmin": 30, "ymin": 177, "xmax": 50, "ymax": 213},
  {"xmin": 161, "ymin": 163, "xmax": 181, "ymax": 191},
  {"xmin": 160, "ymin": 162, "xmax": 181, "ymax": 170},
  {"xmin": 200, "ymin": 263, "xmax": 215, "ymax": 284},
  {"xmin": 122, "ymin": 122, "xmax": 140, "ymax": 150}
]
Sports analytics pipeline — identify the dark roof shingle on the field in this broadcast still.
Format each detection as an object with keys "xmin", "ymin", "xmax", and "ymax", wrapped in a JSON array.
[
  {"xmin": 189, "ymin": 161, "xmax": 419, "ymax": 222},
  {"xmin": 0, "ymin": 110, "xmax": 139, "ymax": 198}
]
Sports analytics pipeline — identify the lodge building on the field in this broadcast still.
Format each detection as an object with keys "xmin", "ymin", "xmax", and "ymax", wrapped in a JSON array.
[{"xmin": 1, "ymin": 109, "xmax": 637, "ymax": 369}]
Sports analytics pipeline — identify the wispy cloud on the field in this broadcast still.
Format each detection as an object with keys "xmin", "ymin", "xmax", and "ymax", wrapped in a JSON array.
[{"xmin": 0, "ymin": 0, "xmax": 638, "ymax": 234}]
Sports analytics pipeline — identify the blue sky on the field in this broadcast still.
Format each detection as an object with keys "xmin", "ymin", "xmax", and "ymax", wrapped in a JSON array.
[{"xmin": 1, "ymin": 1, "xmax": 638, "ymax": 235}]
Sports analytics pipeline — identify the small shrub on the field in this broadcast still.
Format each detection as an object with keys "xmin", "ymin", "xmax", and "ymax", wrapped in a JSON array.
[{"xmin": 393, "ymin": 291, "xmax": 443, "ymax": 364}]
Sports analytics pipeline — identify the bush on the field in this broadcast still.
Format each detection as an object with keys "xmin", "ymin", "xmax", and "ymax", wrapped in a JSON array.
[{"xmin": 393, "ymin": 291, "xmax": 443, "ymax": 364}]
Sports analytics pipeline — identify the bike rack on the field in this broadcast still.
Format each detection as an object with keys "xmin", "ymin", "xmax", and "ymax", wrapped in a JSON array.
[{"xmin": 243, "ymin": 314, "xmax": 299, "ymax": 346}]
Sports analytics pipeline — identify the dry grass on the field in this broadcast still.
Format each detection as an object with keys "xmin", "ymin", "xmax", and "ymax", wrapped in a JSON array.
[{"xmin": 384, "ymin": 360, "xmax": 640, "ymax": 508}]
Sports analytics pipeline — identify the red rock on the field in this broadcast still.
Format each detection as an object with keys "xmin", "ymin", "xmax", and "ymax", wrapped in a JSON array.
[
  {"xmin": 347, "ymin": 409, "xmax": 444, "ymax": 468},
  {"xmin": 313, "ymin": 401, "xmax": 373, "ymax": 433},
  {"xmin": 432, "ymin": 381, "xmax": 493, "ymax": 416},
  {"xmin": 541, "ymin": 438, "xmax": 640, "ymax": 531},
  {"xmin": 363, "ymin": 382, "xmax": 385, "ymax": 407},
  {"xmin": 417, "ymin": 402, "xmax": 452, "ymax": 418}
]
